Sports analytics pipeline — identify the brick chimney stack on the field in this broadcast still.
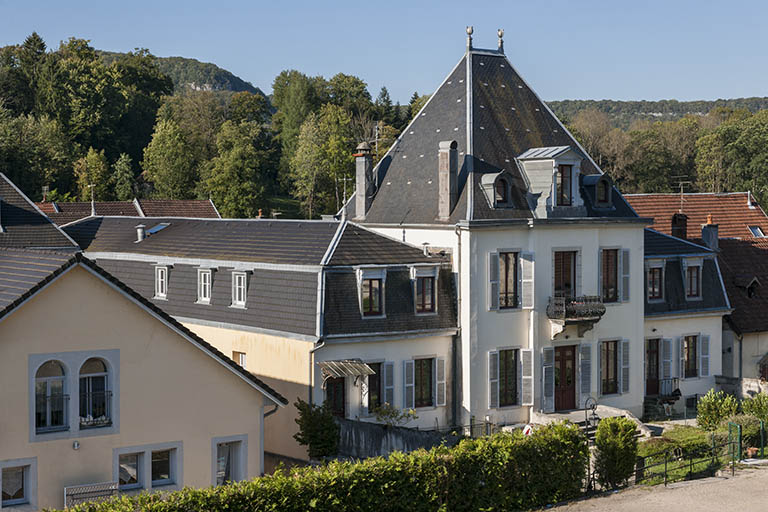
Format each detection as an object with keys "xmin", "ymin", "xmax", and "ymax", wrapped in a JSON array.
[
  {"xmin": 438, "ymin": 140, "xmax": 458, "ymax": 220},
  {"xmin": 671, "ymin": 213, "xmax": 688, "ymax": 239},
  {"xmin": 354, "ymin": 142, "xmax": 373, "ymax": 220}
]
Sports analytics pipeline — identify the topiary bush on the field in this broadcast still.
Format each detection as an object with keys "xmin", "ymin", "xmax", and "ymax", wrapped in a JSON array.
[
  {"xmin": 293, "ymin": 398, "xmax": 339, "ymax": 458},
  {"xmin": 742, "ymin": 393, "xmax": 768, "ymax": 422},
  {"xmin": 594, "ymin": 416, "xmax": 638, "ymax": 489},
  {"xmin": 697, "ymin": 389, "xmax": 739, "ymax": 431}
]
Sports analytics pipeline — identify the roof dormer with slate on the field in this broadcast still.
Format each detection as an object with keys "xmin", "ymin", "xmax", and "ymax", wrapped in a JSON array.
[{"xmin": 348, "ymin": 30, "xmax": 639, "ymax": 225}]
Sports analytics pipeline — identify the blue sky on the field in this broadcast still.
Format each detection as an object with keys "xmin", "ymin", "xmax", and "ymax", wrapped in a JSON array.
[{"xmin": 2, "ymin": 0, "xmax": 767, "ymax": 103}]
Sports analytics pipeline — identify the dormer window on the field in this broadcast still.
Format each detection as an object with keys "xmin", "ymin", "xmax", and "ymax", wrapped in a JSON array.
[
  {"xmin": 495, "ymin": 178, "xmax": 509, "ymax": 204},
  {"xmin": 357, "ymin": 268, "xmax": 386, "ymax": 318},
  {"xmin": 556, "ymin": 165, "xmax": 572, "ymax": 206},
  {"xmin": 596, "ymin": 179, "xmax": 611, "ymax": 206}
]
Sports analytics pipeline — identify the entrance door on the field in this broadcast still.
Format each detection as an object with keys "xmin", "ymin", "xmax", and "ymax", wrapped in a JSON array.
[
  {"xmin": 554, "ymin": 346, "xmax": 576, "ymax": 411},
  {"xmin": 646, "ymin": 339, "xmax": 660, "ymax": 396},
  {"xmin": 325, "ymin": 377, "xmax": 346, "ymax": 417}
]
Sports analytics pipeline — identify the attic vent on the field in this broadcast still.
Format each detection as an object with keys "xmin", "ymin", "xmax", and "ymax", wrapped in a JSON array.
[{"xmin": 147, "ymin": 222, "xmax": 170, "ymax": 235}]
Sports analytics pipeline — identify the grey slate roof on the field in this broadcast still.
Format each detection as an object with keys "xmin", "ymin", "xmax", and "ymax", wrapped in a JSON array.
[
  {"xmin": 644, "ymin": 229, "xmax": 714, "ymax": 257},
  {"xmin": 0, "ymin": 247, "xmax": 287, "ymax": 405},
  {"xmin": 517, "ymin": 146, "xmax": 571, "ymax": 160},
  {"xmin": 0, "ymin": 173, "xmax": 78, "ymax": 249}
]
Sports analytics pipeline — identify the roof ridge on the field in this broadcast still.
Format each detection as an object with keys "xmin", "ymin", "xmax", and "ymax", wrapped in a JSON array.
[{"xmin": 645, "ymin": 227, "xmax": 714, "ymax": 252}]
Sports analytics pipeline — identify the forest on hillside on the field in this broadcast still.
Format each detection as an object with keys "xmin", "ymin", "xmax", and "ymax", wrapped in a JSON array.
[{"xmin": 2, "ymin": 32, "xmax": 768, "ymax": 218}]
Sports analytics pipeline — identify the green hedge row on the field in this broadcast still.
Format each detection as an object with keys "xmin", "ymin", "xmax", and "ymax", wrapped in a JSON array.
[{"xmin": 63, "ymin": 422, "xmax": 588, "ymax": 512}]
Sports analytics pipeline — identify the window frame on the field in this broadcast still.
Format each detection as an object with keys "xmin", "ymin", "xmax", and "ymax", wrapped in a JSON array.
[
  {"xmin": 1, "ymin": 458, "xmax": 36, "ymax": 509},
  {"xmin": 498, "ymin": 252, "xmax": 519, "ymax": 309},
  {"xmin": 414, "ymin": 358, "xmax": 435, "ymax": 409},
  {"xmin": 554, "ymin": 250, "xmax": 577, "ymax": 298},
  {"xmin": 556, "ymin": 164, "xmax": 573, "ymax": 206},
  {"xmin": 113, "ymin": 442, "xmax": 182, "ymax": 492},
  {"xmin": 415, "ymin": 275, "xmax": 436, "ymax": 314},
  {"xmin": 211, "ymin": 435, "xmax": 247, "ymax": 486},
  {"xmin": 596, "ymin": 178, "xmax": 611, "ymax": 205},
  {"xmin": 34, "ymin": 360, "xmax": 68, "ymax": 434},
  {"xmin": 230, "ymin": 271, "xmax": 248, "ymax": 308},
  {"xmin": 749, "ymin": 226, "xmax": 765, "ymax": 237},
  {"xmin": 498, "ymin": 348, "xmax": 519, "ymax": 407},
  {"xmin": 150, "ymin": 449, "xmax": 174, "ymax": 487},
  {"xmin": 362, "ymin": 278, "xmax": 383, "ymax": 316},
  {"xmin": 79, "ymin": 358, "xmax": 111, "ymax": 430},
  {"xmin": 647, "ymin": 263, "xmax": 664, "ymax": 301},
  {"xmin": 154, "ymin": 266, "xmax": 168, "ymax": 300},
  {"xmin": 684, "ymin": 335, "xmax": 699, "ymax": 379},
  {"xmin": 601, "ymin": 248, "xmax": 619, "ymax": 303},
  {"xmin": 117, "ymin": 452, "xmax": 143, "ymax": 490},
  {"xmin": 232, "ymin": 351, "xmax": 247, "ymax": 368},
  {"xmin": 197, "ymin": 269, "xmax": 212, "ymax": 304},
  {"xmin": 365, "ymin": 362, "xmax": 383, "ymax": 414},
  {"xmin": 685, "ymin": 264, "xmax": 702, "ymax": 299},
  {"xmin": 600, "ymin": 340, "xmax": 619, "ymax": 396}
]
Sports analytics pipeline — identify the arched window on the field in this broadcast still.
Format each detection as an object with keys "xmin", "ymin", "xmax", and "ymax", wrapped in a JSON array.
[
  {"xmin": 35, "ymin": 361, "xmax": 67, "ymax": 433},
  {"xmin": 79, "ymin": 358, "xmax": 111, "ymax": 429},
  {"xmin": 495, "ymin": 178, "xmax": 508, "ymax": 204},
  {"xmin": 597, "ymin": 179, "xmax": 610, "ymax": 204}
]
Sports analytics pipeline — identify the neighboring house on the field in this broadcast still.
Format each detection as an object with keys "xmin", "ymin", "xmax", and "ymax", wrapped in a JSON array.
[
  {"xmin": 346, "ymin": 31, "xmax": 649, "ymax": 423},
  {"xmin": 0, "ymin": 249, "xmax": 286, "ymax": 510},
  {"xmin": 36, "ymin": 198, "xmax": 221, "ymax": 226},
  {"xmin": 62, "ymin": 216, "xmax": 457, "ymax": 462},
  {"xmin": 642, "ymin": 228, "xmax": 730, "ymax": 414}
]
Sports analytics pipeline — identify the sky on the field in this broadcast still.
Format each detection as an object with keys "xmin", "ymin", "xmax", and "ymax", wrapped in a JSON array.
[{"xmin": 2, "ymin": 0, "xmax": 767, "ymax": 104}]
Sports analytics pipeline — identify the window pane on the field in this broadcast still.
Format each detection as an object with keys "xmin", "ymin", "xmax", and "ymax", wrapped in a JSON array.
[
  {"xmin": 80, "ymin": 358, "xmax": 107, "ymax": 375},
  {"xmin": 555, "ymin": 252, "xmax": 575, "ymax": 297},
  {"xmin": 499, "ymin": 349, "xmax": 518, "ymax": 406},
  {"xmin": 119, "ymin": 453, "xmax": 140, "ymax": 487},
  {"xmin": 2, "ymin": 467, "xmax": 25, "ymax": 503},
  {"xmin": 601, "ymin": 341, "xmax": 618, "ymax": 394},
  {"xmin": 151, "ymin": 450, "xmax": 171, "ymax": 483},
  {"xmin": 363, "ymin": 279, "xmax": 382, "ymax": 315},
  {"xmin": 602, "ymin": 249, "xmax": 618, "ymax": 302},
  {"xmin": 499, "ymin": 253, "xmax": 517, "ymax": 308},
  {"xmin": 216, "ymin": 443, "xmax": 233, "ymax": 485},
  {"xmin": 36, "ymin": 360, "xmax": 64, "ymax": 378},
  {"xmin": 414, "ymin": 359, "xmax": 434, "ymax": 407},
  {"xmin": 368, "ymin": 363, "xmax": 381, "ymax": 410},
  {"xmin": 685, "ymin": 336, "xmax": 698, "ymax": 378}
]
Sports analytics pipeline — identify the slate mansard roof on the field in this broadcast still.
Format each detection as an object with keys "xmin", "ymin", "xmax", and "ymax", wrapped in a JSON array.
[
  {"xmin": 718, "ymin": 237, "xmax": 768, "ymax": 334},
  {"xmin": 36, "ymin": 198, "xmax": 221, "ymax": 226},
  {"xmin": 0, "ymin": 247, "xmax": 287, "ymax": 406},
  {"xmin": 347, "ymin": 45, "xmax": 639, "ymax": 225}
]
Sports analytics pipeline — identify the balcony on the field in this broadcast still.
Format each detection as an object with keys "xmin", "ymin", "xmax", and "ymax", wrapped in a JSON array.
[
  {"xmin": 79, "ymin": 391, "xmax": 112, "ymax": 429},
  {"xmin": 547, "ymin": 295, "xmax": 606, "ymax": 337}
]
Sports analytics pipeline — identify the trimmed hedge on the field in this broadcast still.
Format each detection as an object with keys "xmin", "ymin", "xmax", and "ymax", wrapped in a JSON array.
[
  {"xmin": 63, "ymin": 422, "xmax": 588, "ymax": 512},
  {"xmin": 594, "ymin": 416, "xmax": 638, "ymax": 488}
]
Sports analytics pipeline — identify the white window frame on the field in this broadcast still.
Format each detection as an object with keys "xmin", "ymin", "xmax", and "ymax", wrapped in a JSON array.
[
  {"xmin": 488, "ymin": 346, "xmax": 524, "ymax": 410},
  {"xmin": 154, "ymin": 266, "xmax": 168, "ymax": 300},
  {"xmin": 1, "ymin": 458, "xmax": 37, "ymax": 509},
  {"xmin": 410, "ymin": 265, "xmax": 439, "ymax": 316},
  {"xmin": 230, "ymin": 272, "xmax": 248, "ymax": 308},
  {"xmin": 356, "ymin": 267, "xmax": 387, "ymax": 319},
  {"xmin": 683, "ymin": 258, "xmax": 703, "ymax": 301},
  {"xmin": 197, "ymin": 269, "xmax": 212, "ymax": 304},
  {"xmin": 233, "ymin": 351, "xmax": 247, "ymax": 368},
  {"xmin": 113, "ymin": 442, "xmax": 182, "ymax": 492},
  {"xmin": 646, "ymin": 260, "xmax": 665, "ymax": 303},
  {"xmin": 749, "ymin": 226, "xmax": 765, "ymax": 237},
  {"xmin": 211, "ymin": 435, "xmax": 247, "ymax": 486}
]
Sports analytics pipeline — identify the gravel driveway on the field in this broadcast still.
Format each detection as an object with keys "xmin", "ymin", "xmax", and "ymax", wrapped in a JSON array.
[{"xmin": 554, "ymin": 467, "xmax": 768, "ymax": 511}]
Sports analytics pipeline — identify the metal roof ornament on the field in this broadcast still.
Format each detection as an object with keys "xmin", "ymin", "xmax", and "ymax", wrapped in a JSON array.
[
  {"xmin": 466, "ymin": 26, "xmax": 473, "ymax": 50},
  {"xmin": 498, "ymin": 28, "xmax": 504, "ymax": 53}
]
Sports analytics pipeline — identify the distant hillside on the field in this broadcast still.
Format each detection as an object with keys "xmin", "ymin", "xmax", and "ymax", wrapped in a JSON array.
[
  {"xmin": 99, "ymin": 52, "xmax": 265, "ymax": 97},
  {"xmin": 547, "ymin": 98, "xmax": 768, "ymax": 129}
]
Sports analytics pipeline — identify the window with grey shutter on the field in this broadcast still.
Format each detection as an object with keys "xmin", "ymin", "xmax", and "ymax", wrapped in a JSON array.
[
  {"xmin": 488, "ymin": 252, "xmax": 499, "ymax": 310},
  {"xmin": 662, "ymin": 338, "xmax": 672, "ymax": 379},
  {"xmin": 676, "ymin": 337, "xmax": 684, "ymax": 378},
  {"xmin": 700, "ymin": 335, "xmax": 710, "ymax": 377},
  {"xmin": 488, "ymin": 351, "xmax": 499, "ymax": 408},
  {"xmin": 621, "ymin": 339, "xmax": 630, "ymax": 394},
  {"xmin": 383, "ymin": 362, "xmax": 394, "ymax": 406},
  {"xmin": 520, "ymin": 252, "xmax": 535, "ymax": 309},
  {"xmin": 403, "ymin": 360, "xmax": 415, "ymax": 409},
  {"xmin": 621, "ymin": 249, "xmax": 631, "ymax": 302},
  {"xmin": 521, "ymin": 349, "xmax": 533, "ymax": 406},
  {"xmin": 580, "ymin": 344, "xmax": 591, "ymax": 407},
  {"xmin": 542, "ymin": 347, "xmax": 555, "ymax": 412},
  {"xmin": 436, "ymin": 358, "xmax": 446, "ymax": 407}
]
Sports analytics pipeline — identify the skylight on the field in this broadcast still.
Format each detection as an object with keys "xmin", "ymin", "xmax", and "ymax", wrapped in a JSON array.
[
  {"xmin": 146, "ymin": 222, "xmax": 170, "ymax": 235},
  {"xmin": 749, "ymin": 226, "xmax": 765, "ymax": 237}
]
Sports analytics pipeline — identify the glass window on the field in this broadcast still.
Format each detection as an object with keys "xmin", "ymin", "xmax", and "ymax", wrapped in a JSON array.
[
  {"xmin": 597, "ymin": 179, "xmax": 610, "ymax": 204},
  {"xmin": 231, "ymin": 272, "xmax": 247, "ymax": 307},
  {"xmin": 602, "ymin": 249, "xmax": 619, "ymax": 303},
  {"xmin": 416, "ymin": 276, "xmax": 435, "ymax": 313},
  {"xmin": 215, "ymin": 442, "xmax": 240, "ymax": 486},
  {"xmin": 495, "ymin": 178, "xmax": 508, "ymax": 204},
  {"xmin": 2, "ymin": 466, "xmax": 27, "ymax": 506},
  {"xmin": 79, "ymin": 358, "xmax": 110, "ymax": 429},
  {"xmin": 362, "ymin": 278, "xmax": 382, "ymax": 316},
  {"xmin": 498, "ymin": 252, "xmax": 518, "ymax": 308},
  {"xmin": 367, "ymin": 362, "xmax": 382, "ymax": 413},
  {"xmin": 685, "ymin": 335, "xmax": 698, "ymax": 378},
  {"xmin": 556, "ymin": 165, "xmax": 572, "ymax": 206},
  {"xmin": 686, "ymin": 265, "xmax": 701, "ymax": 298},
  {"xmin": 499, "ymin": 349, "xmax": 518, "ymax": 407},
  {"xmin": 35, "ymin": 360, "xmax": 67, "ymax": 433},
  {"xmin": 749, "ymin": 226, "xmax": 765, "ymax": 237},
  {"xmin": 414, "ymin": 358, "xmax": 434, "ymax": 408},
  {"xmin": 648, "ymin": 267, "xmax": 663, "ymax": 300},
  {"xmin": 233, "ymin": 351, "xmax": 246, "ymax": 367},
  {"xmin": 198, "ymin": 270, "xmax": 211, "ymax": 303},
  {"xmin": 554, "ymin": 251, "xmax": 576, "ymax": 298},
  {"xmin": 118, "ymin": 453, "xmax": 141, "ymax": 489},
  {"xmin": 601, "ymin": 340, "xmax": 618, "ymax": 395},
  {"xmin": 151, "ymin": 450, "xmax": 172, "ymax": 485},
  {"xmin": 155, "ymin": 267, "xmax": 167, "ymax": 298}
]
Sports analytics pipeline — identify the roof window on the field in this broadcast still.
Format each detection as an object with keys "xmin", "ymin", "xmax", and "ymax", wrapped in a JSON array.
[
  {"xmin": 147, "ymin": 223, "xmax": 170, "ymax": 235},
  {"xmin": 749, "ymin": 226, "xmax": 765, "ymax": 237}
]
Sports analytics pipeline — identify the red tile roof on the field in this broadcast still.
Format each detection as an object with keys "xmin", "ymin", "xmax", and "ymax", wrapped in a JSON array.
[
  {"xmin": 35, "ymin": 199, "xmax": 220, "ymax": 226},
  {"xmin": 718, "ymin": 237, "xmax": 768, "ymax": 333},
  {"xmin": 625, "ymin": 192, "xmax": 768, "ymax": 239}
]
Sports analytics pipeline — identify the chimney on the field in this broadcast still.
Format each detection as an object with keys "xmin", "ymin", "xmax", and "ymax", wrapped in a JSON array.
[
  {"xmin": 258, "ymin": 208, "xmax": 263, "ymax": 219},
  {"xmin": 438, "ymin": 140, "xmax": 458, "ymax": 220},
  {"xmin": 354, "ymin": 142, "xmax": 373, "ymax": 220},
  {"xmin": 701, "ymin": 214, "xmax": 719, "ymax": 251},
  {"xmin": 671, "ymin": 213, "xmax": 688, "ymax": 239},
  {"xmin": 135, "ymin": 224, "xmax": 146, "ymax": 243}
]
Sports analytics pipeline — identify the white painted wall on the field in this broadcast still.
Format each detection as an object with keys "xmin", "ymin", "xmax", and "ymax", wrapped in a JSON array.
[{"xmin": 740, "ymin": 331, "xmax": 768, "ymax": 379}]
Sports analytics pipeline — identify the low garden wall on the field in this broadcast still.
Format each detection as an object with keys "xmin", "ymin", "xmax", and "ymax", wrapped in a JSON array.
[{"xmin": 336, "ymin": 417, "xmax": 461, "ymax": 458}]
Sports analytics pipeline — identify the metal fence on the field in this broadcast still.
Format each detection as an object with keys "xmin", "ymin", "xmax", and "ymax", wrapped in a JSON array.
[{"xmin": 64, "ymin": 481, "xmax": 119, "ymax": 508}]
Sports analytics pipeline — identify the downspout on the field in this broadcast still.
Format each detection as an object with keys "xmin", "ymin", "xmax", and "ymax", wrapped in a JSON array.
[
  {"xmin": 309, "ymin": 339, "xmax": 325, "ymax": 404},
  {"xmin": 452, "ymin": 224, "xmax": 463, "ymax": 427},
  {"xmin": 738, "ymin": 332, "xmax": 743, "ymax": 381},
  {"xmin": 264, "ymin": 403, "xmax": 279, "ymax": 418}
]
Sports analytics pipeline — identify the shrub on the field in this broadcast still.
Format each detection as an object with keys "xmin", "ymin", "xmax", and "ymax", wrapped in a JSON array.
[
  {"xmin": 594, "ymin": 417, "xmax": 638, "ymax": 488},
  {"xmin": 293, "ymin": 398, "xmax": 339, "ymax": 458},
  {"xmin": 697, "ymin": 389, "xmax": 738, "ymax": 431},
  {"xmin": 742, "ymin": 393, "xmax": 768, "ymax": 422},
  {"xmin": 63, "ymin": 423, "xmax": 589, "ymax": 512},
  {"xmin": 718, "ymin": 414, "xmax": 763, "ymax": 448},
  {"xmin": 373, "ymin": 402, "xmax": 418, "ymax": 426}
]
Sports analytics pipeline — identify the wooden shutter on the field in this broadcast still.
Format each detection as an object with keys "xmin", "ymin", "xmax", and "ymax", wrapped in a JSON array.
[
  {"xmin": 662, "ymin": 338, "xmax": 672, "ymax": 379},
  {"xmin": 403, "ymin": 360, "xmax": 414, "ymax": 409},
  {"xmin": 362, "ymin": 374, "xmax": 369, "ymax": 413},
  {"xmin": 575, "ymin": 251, "xmax": 582, "ymax": 296},
  {"xmin": 621, "ymin": 249, "xmax": 631, "ymax": 302},
  {"xmin": 597, "ymin": 250, "xmax": 603, "ymax": 300},
  {"xmin": 383, "ymin": 362, "xmax": 394, "ymax": 406},
  {"xmin": 542, "ymin": 347, "xmax": 555, "ymax": 412},
  {"xmin": 682, "ymin": 259, "xmax": 690, "ymax": 297},
  {"xmin": 520, "ymin": 252, "xmax": 535, "ymax": 309},
  {"xmin": 580, "ymin": 344, "xmax": 591, "ymax": 407},
  {"xmin": 676, "ymin": 337, "xmax": 684, "ymax": 379},
  {"xmin": 436, "ymin": 357, "xmax": 446, "ymax": 407},
  {"xmin": 488, "ymin": 351, "xmax": 499, "ymax": 408},
  {"xmin": 621, "ymin": 339, "xmax": 630, "ymax": 394},
  {"xmin": 488, "ymin": 252, "xmax": 499, "ymax": 310},
  {"xmin": 597, "ymin": 342, "xmax": 603, "ymax": 396},
  {"xmin": 700, "ymin": 335, "xmax": 710, "ymax": 377},
  {"xmin": 521, "ymin": 349, "xmax": 534, "ymax": 406}
]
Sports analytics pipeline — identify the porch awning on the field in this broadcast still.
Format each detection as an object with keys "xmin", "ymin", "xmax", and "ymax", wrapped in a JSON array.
[{"xmin": 318, "ymin": 359, "xmax": 376, "ymax": 380}]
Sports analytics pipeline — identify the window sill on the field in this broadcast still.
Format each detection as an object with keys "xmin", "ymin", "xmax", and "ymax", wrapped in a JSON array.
[
  {"xmin": 195, "ymin": 300, "xmax": 211, "ymax": 305},
  {"xmin": 647, "ymin": 298, "xmax": 665, "ymax": 304},
  {"xmin": 2, "ymin": 499, "xmax": 30, "ymax": 507},
  {"xmin": 36, "ymin": 426, "xmax": 69, "ymax": 434},
  {"xmin": 361, "ymin": 314, "xmax": 386, "ymax": 320},
  {"xmin": 229, "ymin": 304, "xmax": 247, "ymax": 310},
  {"xmin": 494, "ymin": 404, "xmax": 524, "ymax": 411},
  {"xmin": 151, "ymin": 480, "xmax": 176, "ymax": 488},
  {"xmin": 153, "ymin": 296, "xmax": 168, "ymax": 301},
  {"xmin": 119, "ymin": 484, "xmax": 143, "ymax": 492},
  {"xmin": 685, "ymin": 297, "xmax": 703, "ymax": 302},
  {"xmin": 415, "ymin": 311, "xmax": 438, "ymax": 317},
  {"xmin": 493, "ymin": 307, "xmax": 524, "ymax": 314}
]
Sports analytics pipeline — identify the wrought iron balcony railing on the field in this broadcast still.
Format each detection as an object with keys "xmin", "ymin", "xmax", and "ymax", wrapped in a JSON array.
[
  {"xmin": 79, "ymin": 391, "xmax": 112, "ymax": 429},
  {"xmin": 546, "ymin": 295, "xmax": 606, "ymax": 323},
  {"xmin": 660, "ymin": 377, "xmax": 680, "ymax": 398}
]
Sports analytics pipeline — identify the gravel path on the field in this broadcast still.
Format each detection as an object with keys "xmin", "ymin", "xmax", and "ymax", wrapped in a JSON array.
[{"xmin": 554, "ymin": 466, "xmax": 768, "ymax": 511}]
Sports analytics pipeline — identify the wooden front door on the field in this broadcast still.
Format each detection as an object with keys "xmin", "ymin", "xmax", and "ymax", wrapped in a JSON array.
[
  {"xmin": 646, "ymin": 339, "xmax": 660, "ymax": 396},
  {"xmin": 554, "ymin": 346, "xmax": 576, "ymax": 411},
  {"xmin": 325, "ymin": 377, "xmax": 345, "ymax": 417}
]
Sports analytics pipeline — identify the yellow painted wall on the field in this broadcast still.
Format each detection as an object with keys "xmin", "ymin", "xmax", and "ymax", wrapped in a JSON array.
[
  {"xmin": 182, "ymin": 323, "xmax": 314, "ymax": 461},
  {"xmin": 0, "ymin": 265, "xmax": 266, "ymax": 510}
]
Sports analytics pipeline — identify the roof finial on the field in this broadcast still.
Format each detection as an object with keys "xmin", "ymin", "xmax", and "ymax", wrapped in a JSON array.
[
  {"xmin": 498, "ymin": 28, "xmax": 504, "ymax": 53},
  {"xmin": 466, "ymin": 26, "xmax": 473, "ymax": 50}
]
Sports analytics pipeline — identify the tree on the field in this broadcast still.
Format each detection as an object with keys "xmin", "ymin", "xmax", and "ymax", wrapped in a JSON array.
[
  {"xmin": 408, "ymin": 92, "xmax": 429, "ymax": 120},
  {"xmin": 74, "ymin": 147, "xmax": 111, "ymax": 201},
  {"xmin": 374, "ymin": 86, "xmax": 394, "ymax": 125},
  {"xmin": 112, "ymin": 153, "xmax": 135, "ymax": 200},
  {"xmin": 327, "ymin": 73, "xmax": 372, "ymax": 119},
  {"xmin": 228, "ymin": 91, "xmax": 271, "ymax": 124},
  {"xmin": 570, "ymin": 109, "xmax": 612, "ymax": 167},
  {"xmin": 290, "ymin": 113, "xmax": 329, "ymax": 218},
  {"xmin": 201, "ymin": 120, "xmax": 279, "ymax": 217},
  {"xmin": 141, "ymin": 120, "xmax": 196, "ymax": 199},
  {"xmin": 316, "ymin": 104, "xmax": 354, "ymax": 211}
]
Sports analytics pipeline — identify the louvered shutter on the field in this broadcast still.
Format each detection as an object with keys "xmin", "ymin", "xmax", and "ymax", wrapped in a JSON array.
[
  {"xmin": 682, "ymin": 259, "xmax": 690, "ymax": 297},
  {"xmin": 362, "ymin": 374, "xmax": 369, "ymax": 413},
  {"xmin": 598, "ymin": 342, "xmax": 603, "ymax": 396},
  {"xmin": 521, "ymin": 349, "xmax": 534, "ymax": 406},
  {"xmin": 621, "ymin": 249, "xmax": 631, "ymax": 302},
  {"xmin": 489, "ymin": 252, "xmax": 499, "ymax": 310},
  {"xmin": 542, "ymin": 347, "xmax": 555, "ymax": 412},
  {"xmin": 676, "ymin": 337, "xmax": 684, "ymax": 379},
  {"xmin": 404, "ymin": 360, "xmax": 414, "ymax": 409},
  {"xmin": 580, "ymin": 344, "xmax": 591, "ymax": 407},
  {"xmin": 520, "ymin": 252, "xmax": 535, "ymax": 309},
  {"xmin": 436, "ymin": 357, "xmax": 446, "ymax": 406},
  {"xmin": 383, "ymin": 362, "xmax": 394, "ymax": 406},
  {"xmin": 700, "ymin": 335, "xmax": 710, "ymax": 377},
  {"xmin": 598, "ymin": 250, "xmax": 604, "ymax": 300},
  {"xmin": 575, "ymin": 251, "xmax": 582, "ymax": 296},
  {"xmin": 621, "ymin": 339, "xmax": 630, "ymax": 394},
  {"xmin": 662, "ymin": 338, "xmax": 672, "ymax": 379},
  {"xmin": 488, "ymin": 351, "xmax": 499, "ymax": 408}
]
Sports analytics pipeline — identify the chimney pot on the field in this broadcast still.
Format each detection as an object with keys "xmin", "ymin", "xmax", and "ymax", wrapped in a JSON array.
[
  {"xmin": 438, "ymin": 140, "xmax": 459, "ymax": 220},
  {"xmin": 258, "ymin": 208, "xmax": 263, "ymax": 218},
  {"xmin": 354, "ymin": 143, "xmax": 374, "ymax": 220},
  {"xmin": 135, "ymin": 224, "xmax": 146, "ymax": 243}
]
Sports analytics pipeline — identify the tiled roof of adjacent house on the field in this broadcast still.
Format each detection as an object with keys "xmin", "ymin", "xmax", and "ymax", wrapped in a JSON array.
[
  {"xmin": 626, "ymin": 192, "xmax": 768, "ymax": 239},
  {"xmin": 64, "ymin": 217, "xmax": 441, "ymax": 267},
  {"xmin": 348, "ymin": 47, "xmax": 638, "ymax": 225},
  {"xmin": 644, "ymin": 228, "xmax": 714, "ymax": 257},
  {"xmin": 717, "ymin": 237, "xmax": 768, "ymax": 333},
  {"xmin": 0, "ymin": 173, "xmax": 78, "ymax": 249},
  {"xmin": 0, "ymin": 247, "xmax": 287, "ymax": 405},
  {"xmin": 35, "ymin": 199, "xmax": 220, "ymax": 226}
]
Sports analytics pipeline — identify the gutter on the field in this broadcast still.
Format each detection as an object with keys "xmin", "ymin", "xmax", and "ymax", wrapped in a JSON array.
[{"xmin": 308, "ymin": 339, "xmax": 325, "ymax": 404}]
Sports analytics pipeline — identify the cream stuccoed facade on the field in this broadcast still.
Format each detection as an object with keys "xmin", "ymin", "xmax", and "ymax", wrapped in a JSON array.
[{"xmin": 0, "ymin": 260, "xmax": 283, "ymax": 511}]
